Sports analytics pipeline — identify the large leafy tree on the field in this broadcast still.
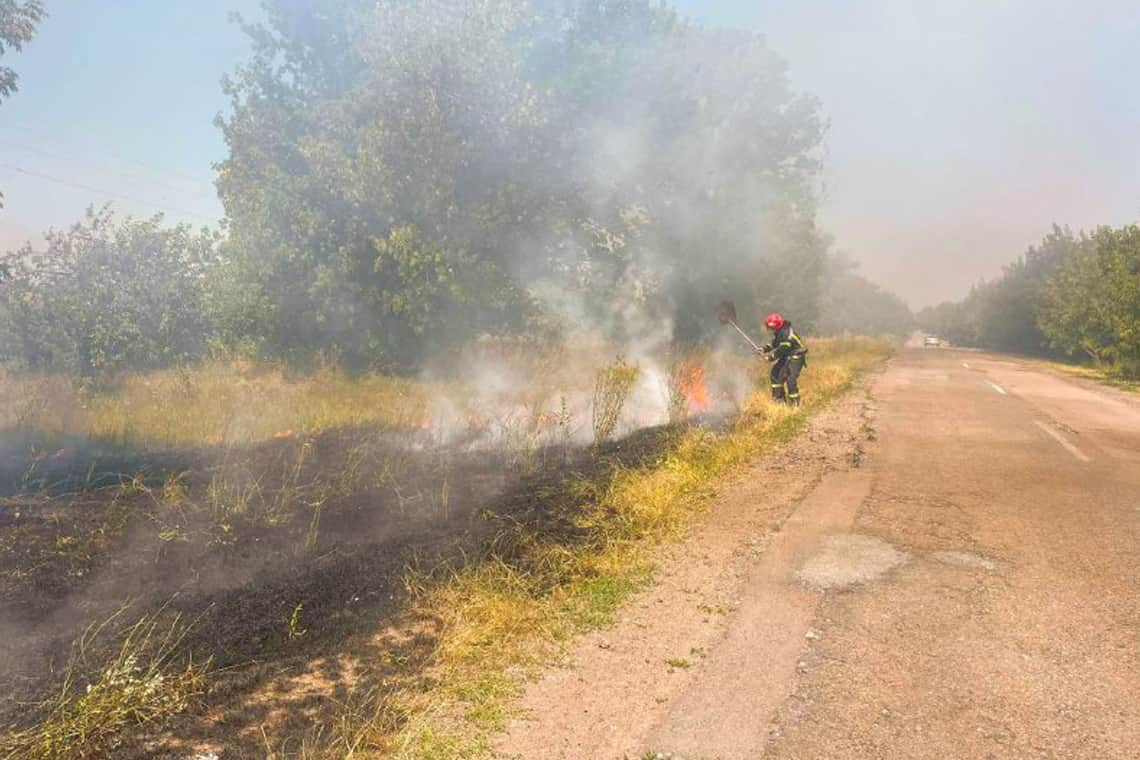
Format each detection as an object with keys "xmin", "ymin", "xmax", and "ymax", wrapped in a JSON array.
[
  {"xmin": 217, "ymin": 0, "xmax": 829, "ymax": 368},
  {"xmin": 1040, "ymin": 225, "xmax": 1140, "ymax": 373},
  {"xmin": 217, "ymin": 0, "xmax": 540, "ymax": 368}
]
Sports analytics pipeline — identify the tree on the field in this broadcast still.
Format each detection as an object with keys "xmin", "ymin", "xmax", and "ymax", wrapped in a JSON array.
[
  {"xmin": 921, "ymin": 222, "xmax": 1140, "ymax": 379},
  {"xmin": 971, "ymin": 226, "xmax": 1081, "ymax": 355},
  {"xmin": 0, "ymin": 0, "xmax": 43, "ymax": 101},
  {"xmin": 917, "ymin": 293, "xmax": 982, "ymax": 347},
  {"xmin": 817, "ymin": 254, "xmax": 913, "ymax": 337},
  {"xmin": 216, "ymin": 0, "xmax": 829, "ymax": 369},
  {"xmin": 216, "ymin": 0, "xmax": 537, "ymax": 368},
  {"xmin": 1040, "ymin": 225, "xmax": 1140, "ymax": 375},
  {"xmin": 0, "ymin": 0, "xmax": 45, "ymax": 209},
  {"xmin": 918, "ymin": 226, "xmax": 1087, "ymax": 356},
  {"xmin": 0, "ymin": 207, "xmax": 220, "ymax": 377}
]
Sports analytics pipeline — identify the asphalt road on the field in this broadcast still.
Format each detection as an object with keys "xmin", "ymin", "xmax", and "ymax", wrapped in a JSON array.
[
  {"xmin": 498, "ymin": 348, "xmax": 1140, "ymax": 759},
  {"xmin": 760, "ymin": 347, "xmax": 1140, "ymax": 759}
]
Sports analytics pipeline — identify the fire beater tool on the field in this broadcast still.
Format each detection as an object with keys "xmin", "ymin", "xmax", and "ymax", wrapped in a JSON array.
[{"xmin": 717, "ymin": 300, "xmax": 763, "ymax": 353}]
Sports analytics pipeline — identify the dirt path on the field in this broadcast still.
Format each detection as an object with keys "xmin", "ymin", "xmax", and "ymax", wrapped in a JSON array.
[{"xmin": 496, "ymin": 349, "xmax": 1140, "ymax": 759}]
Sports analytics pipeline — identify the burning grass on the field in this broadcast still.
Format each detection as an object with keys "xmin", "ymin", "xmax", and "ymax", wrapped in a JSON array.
[
  {"xmin": 347, "ymin": 336, "xmax": 892, "ymax": 758},
  {"xmin": 0, "ymin": 336, "xmax": 891, "ymax": 758},
  {"xmin": 669, "ymin": 358, "xmax": 711, "ymax": 424}
]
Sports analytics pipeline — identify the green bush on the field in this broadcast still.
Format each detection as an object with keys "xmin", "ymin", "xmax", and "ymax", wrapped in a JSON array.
[{"xmin": 0, "ymin": 207, "xmax": 219, "ymax": 379}]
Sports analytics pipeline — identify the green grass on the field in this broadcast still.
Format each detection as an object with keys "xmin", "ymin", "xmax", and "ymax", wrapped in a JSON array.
[{"xmin": 1037, "ymin": 359, "xmax": 1140, "ymax": 394}]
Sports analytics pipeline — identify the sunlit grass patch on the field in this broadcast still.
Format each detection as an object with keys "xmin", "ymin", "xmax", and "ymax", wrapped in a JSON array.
[
  {"xmin": 0, "ymin": 361, "xmax": 436, "ymax": 447},
  {"xmin": 562, "ymin": 570, "xmax": 645, "ymax": 630},
  {"xmin": 0, "ymin": 337, "xmax": 604, "ymax": 449},
  {"xmin": 1036, "ymin": 358, "xmax": 1140, "ymax": 394}
]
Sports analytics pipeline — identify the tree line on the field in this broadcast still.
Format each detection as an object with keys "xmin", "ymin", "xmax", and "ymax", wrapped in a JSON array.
[
  {"xmin": 0, "ymin": 0, "xmax": 913, "ymax": 379},
  {"xmin": 918, "ymin": 224, "xmax": 1140, "ymax": 378}
]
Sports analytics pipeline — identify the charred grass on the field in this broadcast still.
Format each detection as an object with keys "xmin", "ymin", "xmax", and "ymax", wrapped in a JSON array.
[{"xmin": 0, "ymin": 337, "xmax": 891, "ymax": 758}]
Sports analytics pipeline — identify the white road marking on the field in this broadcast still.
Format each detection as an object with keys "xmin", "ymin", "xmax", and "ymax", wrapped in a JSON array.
[
  {"xmin": 961, "ymin": 362, "xmax": 971, "ymax": 369},
  {"xmin": 1033, "ymin": 421, "xmax": 1092, "ymax": 463},
  {"xmin": 986, "ymin": 381, "xmax": 1007, "ymax": 396}
]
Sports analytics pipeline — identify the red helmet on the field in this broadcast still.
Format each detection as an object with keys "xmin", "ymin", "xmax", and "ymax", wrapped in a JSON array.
[{"xmin": 764, "ymin": 312, "xmax": 785, "ymax": 330}]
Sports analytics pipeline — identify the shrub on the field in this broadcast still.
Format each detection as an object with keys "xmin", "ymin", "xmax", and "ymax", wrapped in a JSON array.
[{"xmin": 591, "ymin": 357, "xmax": 640, "ymax": 447}]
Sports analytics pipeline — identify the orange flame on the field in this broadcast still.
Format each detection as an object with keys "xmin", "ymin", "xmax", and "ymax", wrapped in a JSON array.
[{"xmin": 677, "ymin": 361, "xmax": 711, "ymax": 413}]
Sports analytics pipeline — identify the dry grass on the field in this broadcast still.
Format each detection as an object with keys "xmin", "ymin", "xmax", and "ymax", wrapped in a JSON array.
[
  {"xmin": 0, "ymin": 337, "xmax": 891, "ymax": 758},
  {"xmin": 0, "ymin": 609, "xmax": 208, "ymax": 760},
  {"xmin": 373, "ymin": 336, "xmax": 893, "ymax": 759},
  {"xmin": 591, "ymin": 357, "xmax": 641, "ymax": 446},
  {"xmin": 667, "ymin": 358, "xmax": 701, "ymax": 425},
  {"xmin": 0, "ymin": 338, "xmax": 601, "ymax": 450},
  {"xmin": 0, "ymin": 362, "xmax": 436, "ymax": 447},
  {"xmin": 1035, "ymin": 359, "xmax": 1140, "ymax": 394}
]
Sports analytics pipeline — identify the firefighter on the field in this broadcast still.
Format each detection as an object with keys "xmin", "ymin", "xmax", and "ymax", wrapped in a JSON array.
[{"xmin": 760, "ymin": 312, "xmax": 808, "ymax": 405}]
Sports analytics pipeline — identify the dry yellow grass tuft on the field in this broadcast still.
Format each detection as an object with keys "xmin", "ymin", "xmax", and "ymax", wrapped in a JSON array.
[{"xmin": 0, "ymin": 609, "xmax": 208, "ymax": 760}]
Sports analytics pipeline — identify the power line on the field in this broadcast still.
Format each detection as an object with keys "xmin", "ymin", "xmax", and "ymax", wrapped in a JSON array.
[
  {"xmin": 0, "ymin": 138, "xmax": 219, "ymax": 204},
  {"xmin": 0, "ymin": 162, "xmax": 218, "ymax": 223},
  {"xmin": 3, "ymin": 122, "xmax": 220, "ymax": 187}
]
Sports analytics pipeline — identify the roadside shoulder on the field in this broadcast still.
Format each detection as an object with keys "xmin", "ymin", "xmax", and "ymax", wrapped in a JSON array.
[{"xmin": 495, "ymin": 375, "xmax": 881, "ymax": 759}]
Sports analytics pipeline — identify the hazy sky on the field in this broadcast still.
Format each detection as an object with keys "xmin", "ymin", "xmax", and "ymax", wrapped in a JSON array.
[
  {"xmin": 676, "ymin": 0, "xmax": 1140, "ymax": 305},
  {"xmin": 0, "ymin": 1, "xmax": 259, "ymax": 244},
  {"xmin": 2, "ymin": 1, "xmax": 1138, "ymax": 306}
]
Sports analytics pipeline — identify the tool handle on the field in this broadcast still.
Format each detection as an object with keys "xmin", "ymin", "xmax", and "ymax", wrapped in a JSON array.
[{"xmin": 730, "ymin": 321, "xmax": 761, "ymax": 351}]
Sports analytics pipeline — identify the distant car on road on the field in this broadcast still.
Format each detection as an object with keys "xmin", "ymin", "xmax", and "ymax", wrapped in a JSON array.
[{"xmin": 923, "ymin": 336, "xmax": 941, "ymax": 347}]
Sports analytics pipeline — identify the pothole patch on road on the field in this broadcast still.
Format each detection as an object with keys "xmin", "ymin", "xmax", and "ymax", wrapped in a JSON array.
[
  {"xmin": 932, "ymin": 550, "xmax": 1003, "ymax": 572},
  {"xmin": 796, "ymin": 534, "xmax": 908, "ymax": 590}
]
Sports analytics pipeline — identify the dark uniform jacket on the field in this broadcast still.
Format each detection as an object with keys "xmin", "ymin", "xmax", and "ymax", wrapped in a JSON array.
[{"xmin": 764, "ymin": 323, "xmax": 808, "ymax": 361}]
